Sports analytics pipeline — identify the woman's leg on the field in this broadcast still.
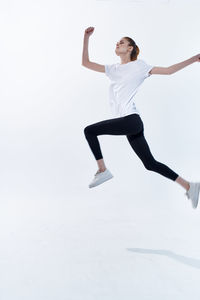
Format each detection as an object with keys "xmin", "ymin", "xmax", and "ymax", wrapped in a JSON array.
[
  {"xmin": 126, "ymin": 131, "xmax": 190, "ymax": 191},
  {"xmin": 175, "ymin": 176, "xmax": 190, "ymax": 191},
  {"xmin": 96, "ymin": 158, "xmax": 106, "ymax": 172},
  {"xmin": 84, "ymin": 114, "xmax": 143, "ymax": 171},
  {"xmin": 84, "ymin": 114, "xmax": 190, "ymax": 191}
]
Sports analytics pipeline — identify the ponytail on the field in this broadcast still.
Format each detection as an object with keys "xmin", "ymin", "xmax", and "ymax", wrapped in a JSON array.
[{"xmin": 124, "ymin": 37, "xmax": 140, "ymax": 61}]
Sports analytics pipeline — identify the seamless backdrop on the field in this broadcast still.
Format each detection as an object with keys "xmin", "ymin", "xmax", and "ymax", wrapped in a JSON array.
[{"xmin": 0, "ymin": 0, "xmax": 200, "ymax": 299}]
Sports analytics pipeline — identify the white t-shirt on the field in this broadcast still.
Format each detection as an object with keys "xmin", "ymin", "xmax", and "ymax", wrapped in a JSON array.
[{"xmin": 105, "ymin": 59, "xmax": 154, "ymax": 118}]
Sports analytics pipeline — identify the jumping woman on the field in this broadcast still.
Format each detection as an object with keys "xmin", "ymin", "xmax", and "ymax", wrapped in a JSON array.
[{"xmin": 82, "ymin": 26, "xmax": 200, "ymax": 209}]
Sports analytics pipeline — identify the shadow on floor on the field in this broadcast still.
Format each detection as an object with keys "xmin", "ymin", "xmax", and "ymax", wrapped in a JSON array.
[{"xmin": 127, "ymin": 248, "xmax": 200, "ymax": 269}]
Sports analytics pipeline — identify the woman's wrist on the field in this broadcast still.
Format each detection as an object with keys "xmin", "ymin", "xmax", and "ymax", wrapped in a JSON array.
[
  {"xmin": 84, "ymin": 34, "xmax": 89, "ymax": 40},
  {"xmin": 191, "ymin": 54, "xmax": 200, "ymax": 63}
]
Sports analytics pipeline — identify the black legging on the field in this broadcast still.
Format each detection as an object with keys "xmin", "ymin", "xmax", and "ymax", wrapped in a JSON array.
[{"xmin": 84, "ymin": 113, "xmax": 179, "ymax": 181}]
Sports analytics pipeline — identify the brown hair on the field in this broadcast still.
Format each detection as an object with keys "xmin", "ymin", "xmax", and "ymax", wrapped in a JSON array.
[{"xmin": 124, "ymin": 37, "xmax": 140, "ymax": 61}]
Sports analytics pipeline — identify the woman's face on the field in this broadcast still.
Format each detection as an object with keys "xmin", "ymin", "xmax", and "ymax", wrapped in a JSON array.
[{"xmin": 115, "ymin": 38, "xmax": 133, "ymax": 56}]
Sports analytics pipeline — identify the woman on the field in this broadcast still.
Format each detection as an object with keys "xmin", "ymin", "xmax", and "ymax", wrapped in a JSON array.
[{"xmin": 82, "ymin": 26, "xmax": 200, "ymax": 209}]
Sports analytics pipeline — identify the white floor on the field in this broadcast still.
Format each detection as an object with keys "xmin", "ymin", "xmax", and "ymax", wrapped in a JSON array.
[{"xmin": 1, "ymin": 160, "xmax": 200, "ymax": 300}]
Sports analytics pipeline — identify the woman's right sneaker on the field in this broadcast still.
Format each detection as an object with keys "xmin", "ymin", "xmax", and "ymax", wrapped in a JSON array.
[
  {"xmin": 89, "ymin": 168, "xmax": 113, "ymax": 188},
  {"xmin": 185, "ymin": 182, "xmax": 200, "ymax": 209}
]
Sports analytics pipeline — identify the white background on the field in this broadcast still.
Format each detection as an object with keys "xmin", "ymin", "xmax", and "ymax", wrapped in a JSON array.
[{"xmin": 0, "ymin": 0, "xmax": 200, "ymax": 299}]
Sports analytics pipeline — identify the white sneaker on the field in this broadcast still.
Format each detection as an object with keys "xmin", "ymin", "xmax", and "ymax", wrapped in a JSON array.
[
  {"xmin": 185, "ymin": 182, "xmax": 200, "ymax": 209},
  {"xmin": 89, "ymin": 168, "xmax": 113, "ymax": 188}
]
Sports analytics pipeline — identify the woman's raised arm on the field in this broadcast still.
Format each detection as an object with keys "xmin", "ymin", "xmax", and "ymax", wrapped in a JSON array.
[
  {"xmin": 82, "ymin": 27, "xmax": 94, "ymax": 64},
  {"xmin": 82, "ymin": 27, "xmax": 105, "ymax": 73}
]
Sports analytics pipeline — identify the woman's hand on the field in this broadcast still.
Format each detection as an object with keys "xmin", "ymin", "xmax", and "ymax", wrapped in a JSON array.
[
  {"xmin": 84, "ymin": 27, "xmax": 95, "ymax": 38},
  {"xmin": 192, "ymin": 54, "xmax": 200, "ymax": 62}
]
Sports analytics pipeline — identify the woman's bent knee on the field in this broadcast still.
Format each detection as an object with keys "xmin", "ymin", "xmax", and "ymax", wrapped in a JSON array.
[{"xmin": 84, "ymin": 125, "xmax": 91, "ymax": 135}]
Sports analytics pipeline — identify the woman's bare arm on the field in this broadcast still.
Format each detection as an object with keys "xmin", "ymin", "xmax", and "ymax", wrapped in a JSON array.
[
  {"xmin": 82, "ymin": 27, "xmax": 105, "ymax": 73},
  {"xmin": 82, "ymin": 34, "xmax": 90, "ymax": 64},
  {"xmin": 167, "ymin": 54, "xmax": 200, "ymax": 75},
  {"xmin": 151, "ymin": 54, "xmax": 200, "ymax": 75}
]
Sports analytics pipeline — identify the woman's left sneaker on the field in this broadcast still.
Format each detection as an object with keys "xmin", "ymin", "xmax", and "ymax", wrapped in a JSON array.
[
  {"xmin": 89, "ymin": 169, "xmax": 113, "ymax": 188},
  {"xmin": 185, "ymin": 182, "xmax": 200, "ymax": 209}
]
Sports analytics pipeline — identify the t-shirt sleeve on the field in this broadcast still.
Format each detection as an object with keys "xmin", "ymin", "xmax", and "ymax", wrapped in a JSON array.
[
  {"xmin": 105, "ymin": 64, "xmax": 115, "ymax": 79},
  {"xmin": 140, "ymin": 60, "xmax": 154, "ymax": 78}
]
